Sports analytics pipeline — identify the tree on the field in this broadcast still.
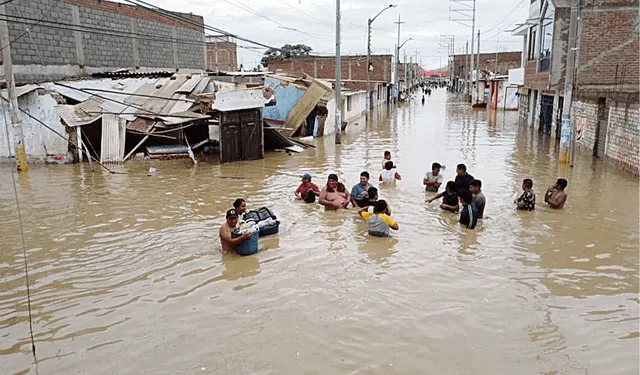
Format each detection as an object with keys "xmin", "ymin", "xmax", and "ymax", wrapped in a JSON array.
[{"xmin": 261, "ymin": 44, "xmax": 313, "ymax": 67}]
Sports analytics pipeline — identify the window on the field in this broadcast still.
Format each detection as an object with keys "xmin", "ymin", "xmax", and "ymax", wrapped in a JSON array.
[
  {"xmin": 528, "ymin": 26, "xmax": 537, "ymax": 61},
  {"xmin": 539, "ymin": 3, "xmax": 555, "ymax": 72},
  {"xmin": 346, "ymin": 96, "xmax": 352, "ymax": 111}
]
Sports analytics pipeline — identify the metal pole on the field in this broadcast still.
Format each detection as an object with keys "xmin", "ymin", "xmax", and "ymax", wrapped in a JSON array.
[
  {"xmin": 335, "ymin": 0, "xmax": 342, "ymax": 144},
  {"xmin": 476, "ymin": 29, "xmax": 481, "ymax": 103},
  {"xmin": 403, "ymin": 50, "xmax": 407, "ymax": 91},
  {"xmin": 561, "ymin": 0, "xmax": 579, "ymax": 165},
  {"xmin": 495, "ymin": 31, "xmax": 500, "ymax": 73},
  {"xmin": 0, "ymin": 2, "xmax": 28, "ymax": 172},
  {"xmin": 366, "ymin": 19, "xmax": 372, "ymax": 110},
  {"xmin": 451, "ymin": 36, "xmax": 455, "ymax": 90},
  {"xmin": 468, "ymin": 0, "xmax": 476, "ymax": 103},
  {"xmin": 395, "ymin": 15, "xmax": 403, "ymax": 96}
]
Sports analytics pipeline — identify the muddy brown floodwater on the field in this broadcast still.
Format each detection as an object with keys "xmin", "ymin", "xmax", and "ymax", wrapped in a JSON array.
[{"xmin": 1, "ymin": 90, "xmax": 638, "ymax": 375}]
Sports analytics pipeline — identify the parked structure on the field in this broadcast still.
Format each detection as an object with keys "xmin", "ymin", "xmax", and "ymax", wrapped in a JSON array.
[
  {"xmin": 511, "ymin": 0, "xmax": 639, "ymax": 175},
  {"xmin": 2, "ymin": 0, "xmax": 206, "ymax": 84},
  {"xmin": 206, "ymin": 35, "xmax": 238, "ymax": 72}
]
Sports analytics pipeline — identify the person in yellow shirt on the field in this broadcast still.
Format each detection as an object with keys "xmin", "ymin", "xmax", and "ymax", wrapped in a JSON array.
[{"xmin": 357, "ymin": 200, "xmax": 399, "ymax": 237}]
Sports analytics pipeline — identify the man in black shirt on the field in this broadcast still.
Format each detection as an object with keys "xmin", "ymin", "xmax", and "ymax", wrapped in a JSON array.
[{"xmin": 454, "ymin": 164, "xmax": 474, "ymax": 195}]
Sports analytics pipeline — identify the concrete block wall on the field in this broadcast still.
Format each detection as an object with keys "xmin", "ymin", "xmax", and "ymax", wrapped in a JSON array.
[
  {"xmin": 268, "ymin": 55, "xmax": 393, "ymax": 82},
  {"xmin": 4, "ymin": 0, "xmax": 205, "ymax": 84}
]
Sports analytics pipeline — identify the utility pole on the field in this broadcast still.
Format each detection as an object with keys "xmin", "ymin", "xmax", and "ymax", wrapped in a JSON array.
[
  {"xmin": 495, "ymin": 30, "xmax": 500, "ymax": 73},
  {"xmin": 465, "ymin": 41, "xmax": 469, "ymax": 96},
  {"xmin": 367, "ymin": 5, "xmax": 396, "ymax": 110},
  {"xmin": 0, "ymin": 2, "xmax": 28, "ymax": 172},
  {"xmin": 561, "ymin": 0, "xmax": 579, "ymax": 165},
  {"xmin": 449, "ymin": 0, "xmax": 476, "ymax": 102},
  {"xmin": 335, "ymin": 0, "xmax": 341, "ymax": 144},
  {"xmin": 394, "ymin": 14, "xmax": 404, "ymax": 99},
  {"xmin": 403, "ymin": 51, "xmax": 407, "ymax": 90},
  {"xmin": 476, "ymin": 29, "xmax": 481, "ymax": 103}
]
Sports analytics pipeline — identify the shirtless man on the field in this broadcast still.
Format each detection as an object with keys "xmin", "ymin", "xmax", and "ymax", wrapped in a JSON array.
[
  {"xmin": 319, "ymin": 174, "xmax": 351, "ymax": 210},
  {"xmin": 219, "ymin": 208, "xmax": 253, "ymax": 252},
  {"xmin": 544, "ymin": 178, "xmax": 568, "ymax": 209}
]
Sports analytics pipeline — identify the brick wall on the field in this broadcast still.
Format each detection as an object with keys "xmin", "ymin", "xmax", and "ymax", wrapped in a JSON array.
[
  {"xmin": 268, "ymin": 55, "xmax": 393, "ymax": 83},
  {"xmin": 4, "ymin": 0, "xmax": 205, "ymax": 84},
  {"xmin": 453, "ymin": 51, "xmax": 522, "ymax": 76},
  {"xmin": 206, "ymin": 41, "xmax": 238, "ymax": 71},
  {"xmin": 524, "ymin": 61, "xmax": 550, "ymax": 92},
  {"xmin": 576, "ymin": 1, "xmax": 639, "ymax": 91}
]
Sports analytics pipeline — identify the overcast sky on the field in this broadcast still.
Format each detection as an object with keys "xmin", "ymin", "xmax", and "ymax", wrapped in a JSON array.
[{"xmin": 136, "ymin": 0, "xmax": 529, "ymax": 70}]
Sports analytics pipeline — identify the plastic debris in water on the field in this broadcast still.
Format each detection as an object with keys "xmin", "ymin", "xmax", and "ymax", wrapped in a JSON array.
[{"xmin": 148, "ymin": 167, "xmax": 158, "ymax": 176}]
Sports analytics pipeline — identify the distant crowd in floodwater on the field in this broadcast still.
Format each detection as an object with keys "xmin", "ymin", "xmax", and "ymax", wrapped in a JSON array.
[{"xmin": 220, "ymin": 150, "xmax": 569, "ymax": 253}]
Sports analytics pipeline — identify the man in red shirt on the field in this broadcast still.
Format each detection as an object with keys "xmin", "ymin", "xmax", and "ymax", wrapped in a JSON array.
[{"xmin": 295, "ymin": 173, "xmax": 320, "ymax": 203}]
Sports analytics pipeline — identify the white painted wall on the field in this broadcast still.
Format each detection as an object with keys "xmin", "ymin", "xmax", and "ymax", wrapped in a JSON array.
[
  {"xmin": 323, "ymin": 91, "xmax": 367, "ymax": 136},
  {"xmin": 0, "ymin": 92, "xmax": 68, "ymax": 159}
]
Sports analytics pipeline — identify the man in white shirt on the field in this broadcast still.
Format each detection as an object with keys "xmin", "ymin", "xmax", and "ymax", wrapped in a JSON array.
[
  {"xmin": 379, "ymin": 161, "xmax": 402, "ymax": 185},
  {"xmin": 423, "ymin": 162, "xmax": 444, "ymax": 192}
]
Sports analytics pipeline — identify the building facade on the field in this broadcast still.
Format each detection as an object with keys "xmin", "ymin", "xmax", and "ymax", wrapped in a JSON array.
[
  {"xmin": 512, "ymin": 0, "xmax": 639, "ymax": 175},
  {"xmin": 2, "ymin": 0, "xmax": 206, "ymax": 84},
  {"xmin": 205, "ymin": 35, "xmax": 238, "ymax": 72}
]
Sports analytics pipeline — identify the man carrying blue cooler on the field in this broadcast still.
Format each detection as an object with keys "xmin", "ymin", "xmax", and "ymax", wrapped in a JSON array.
[{"xmin": 219, "ymin": 209, "xmax": 252, "ymax": 252}]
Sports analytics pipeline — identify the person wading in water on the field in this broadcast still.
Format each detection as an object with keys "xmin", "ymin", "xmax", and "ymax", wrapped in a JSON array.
[
  {"xmin": 319, "ymin": 174, "xmax": 351, "ymax": 210},
  {"xmin": 219, "ymin": 209, "xmax": 253, "ymax": 252}
]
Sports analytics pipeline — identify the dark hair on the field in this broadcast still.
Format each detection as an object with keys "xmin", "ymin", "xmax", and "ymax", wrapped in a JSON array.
[
  {"xmin": 384, "ymin": 151, "xmax": 391, "ymax": 157},
  {"xmin": 328, "ymin": 173, "xmax": 338, "ymax": 181},
  {"xmin": 459, "ymin": 189, "xmax": 473, "ymax": 204},
  {"xmin": 523, "ymin": 178, "xmax": 533, "ymax": 189},
  {"xmin": 557, "ymin": 178, "xmax": 568, "ymax": 189},
  {"xmin": 374, "ymin": 199, "xmax": 388, "ymax": 214},
  {"xmin": 432, "ymin": 162, "xmax": 441, "ymax": 170},
  {"xmin": 368, "ymin": 186, "xmax": 378, "ymax": 199},
  {"xmin": 360, "ymin": 171, "xmax": 370, "ymax": 179},
  {"xmin": 470, "ymin": 179, "xmax": 482, "ymax": 189},
  {"xmin": 457, "ymin": 164, "xmax": 467, "ymax": 172},
  {"xmin": 384, "ymin": 161, "xmax": 394, "ymax": 170},
  {"xmin": 445, "ymin": 181, "xmax": 456, "ymax": 193},
  {"xmin": 233, "ymin": 198, "xmax": 245, "ymax": 209}
]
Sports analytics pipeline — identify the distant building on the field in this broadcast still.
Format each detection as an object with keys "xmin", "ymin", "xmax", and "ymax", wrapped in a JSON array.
[
  {"xmin": 2, "ymin": 0, "xmax": 207, "ymax": 84},
  {"xmin": 206, "ymin": 35, "xmax": 238, "ymax": 72}
]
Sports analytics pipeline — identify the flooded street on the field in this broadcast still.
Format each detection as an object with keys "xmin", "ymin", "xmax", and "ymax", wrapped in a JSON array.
[{"xmin": 1, "ymin": 90, "xmax": 638, "ymax": 375}]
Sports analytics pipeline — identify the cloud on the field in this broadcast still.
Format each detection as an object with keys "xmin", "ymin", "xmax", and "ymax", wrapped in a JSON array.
[{"xmin": 122, "ymin": 0, "xmax": 529, "ymax": 69}]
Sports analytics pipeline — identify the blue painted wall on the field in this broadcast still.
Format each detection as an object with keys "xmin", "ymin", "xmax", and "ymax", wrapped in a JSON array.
[{"xmin": 262, "ymin": 77, "xmax": 306, "ymax": 126}]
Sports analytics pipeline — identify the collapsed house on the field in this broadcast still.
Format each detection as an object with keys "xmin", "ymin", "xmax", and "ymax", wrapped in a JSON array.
[{"xmin": 263, "ymin": 74, "xmax": 368, "ymax": 138}]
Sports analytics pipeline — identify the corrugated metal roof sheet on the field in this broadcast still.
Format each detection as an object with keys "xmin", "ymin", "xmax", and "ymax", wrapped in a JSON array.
[
  {"xmin": 100, "ymin": 114, "xmax": 126, "ymax": 163},
  {"xmin": 1, "ymin": 85, "xmax": 42, "ymax": 100},
  {"xmin": 176, "ymin": 76, "xmax": 203, "ymax": 93},
  {"xmin": 127, "ymin": 117, "xmax": 156, "ymax": 133},
  {"xmin": 212, "ymin": 89, "xmax": 266, "ymax": 111},
  {"xmin": 55, "ymin": 99, "xmax": 103, "ymax": 127},
  {"xmin": 191, "ymin": 77, "xmax": 211, "ymax": 95}
]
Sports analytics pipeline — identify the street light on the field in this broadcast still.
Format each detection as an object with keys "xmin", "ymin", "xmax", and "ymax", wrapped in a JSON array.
[
  {"xmin": 366, "ymin": 4, "xmax": 397, "ymax": 109},
  {"xmin": 396, "ymin": 37, "xmax": 412, "ymax": 93}
]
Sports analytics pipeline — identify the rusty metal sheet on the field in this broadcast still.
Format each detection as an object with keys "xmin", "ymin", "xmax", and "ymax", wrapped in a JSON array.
[{"xmin": 127, "ymin": 117, "xmax": 156, "ymax": 133}]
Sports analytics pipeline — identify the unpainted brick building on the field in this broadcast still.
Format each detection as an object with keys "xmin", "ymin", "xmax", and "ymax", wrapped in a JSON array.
[
  {"xmin": 2, "ymin": 0, "xmax": 206, "ymax": 84},
  {"xmin": 206, "ymin": 35, "xmax": 238, "ymax": 72}
]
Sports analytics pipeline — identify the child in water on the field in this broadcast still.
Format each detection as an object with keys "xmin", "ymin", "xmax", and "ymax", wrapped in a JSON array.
[
  {"xmin": 358, "ymin": 200, "xmax": 399, "ymax": 237},
  {"xmin": 381, "ymin": 151, "xmax": 396, "ymax": 169},
  {"xmin": 427, "ymin": 181, "xmax": 459, "ymax": 213},
  {"xmin": 458, "ymin": 189, "xmax": 478, "ymax": 229},
  {"xmin": 379, "ymin": 161, "xmax": 402, "ymax": 185}
]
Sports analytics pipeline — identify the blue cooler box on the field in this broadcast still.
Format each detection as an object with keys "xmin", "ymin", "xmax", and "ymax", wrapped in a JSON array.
[{"xmin": 232, "ymin": 231, "xmax": 259, "ymax": 256}]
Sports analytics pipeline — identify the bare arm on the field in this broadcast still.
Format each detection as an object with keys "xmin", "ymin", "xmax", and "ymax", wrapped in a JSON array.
[
  {"xmin": 427, "ymin": 191, "xmax": 446, "ymax": 203},
  {"xmin": 441, "ymin": 204, "xmax": 459, "ymax": 212},
  {"xmin": 547, "ymin": 192, "xmax": 566, "ymax": 209},
  {"xmin": 220, "ymin": 227, "xmax": 251, "ymax": 245},
  {"xmin": 318, "ymin": 188, "xmax": 331, "ymax": 206},
  {"xmin": 390, "ymin": 223, "xmax": 399, "ymax": 230}
]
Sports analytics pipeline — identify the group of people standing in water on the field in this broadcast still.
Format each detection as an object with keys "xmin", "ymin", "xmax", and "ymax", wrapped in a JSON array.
[
  {"xmin": 221, "ymin": 150, "xmax": 571, "ymax": 250},
  {"xmin": 294, "ymin": 150, "xmax": 569, "ymax": 236}
]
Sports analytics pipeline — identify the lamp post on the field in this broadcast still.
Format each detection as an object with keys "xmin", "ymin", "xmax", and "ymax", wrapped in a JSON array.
[
  {"xmin": 367, "ymin": 4, "xmax": 397, "ymax": 110},
  {"xmin": 396, "ymin": 37, "xmax": 413, "ymax": 95}
]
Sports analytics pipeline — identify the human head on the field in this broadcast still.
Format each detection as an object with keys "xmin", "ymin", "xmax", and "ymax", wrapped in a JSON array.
[
  {"xmin": 459, "ymin": 189, "xmax": 473, "ymax": 205},
  {"xmin": 556, "ymin": 178, "xmax": 568, "ymax": 190},
  {"xmin": 445, "ymin": 181, "xmax": 456, "ymax": 194},
  {"xmin": 456, "ymin": 164, "xmax": 467, "ymax": 176},
  {"xmin": 373, "ymin": 199, "xmax": 388, "ymax": 214},
  {"xmin": 384, "ymin": 161, "xmax": 394, "ymax": 171},
  {"xmin": 301, "ymin": 173, "xmax": 312, "ymax": 184},
  {"xmin": 360, "ymin": 171, "xmax": 370, "ymax": 184},
  {"xmin": 233, "ymin": 198, "xmax": 246, "ymax": 214},
  {"xmin": 327, "ymin": 173, "xmax": 338, "ymax": 189},
  {"xmin": 432, "ymin": 162, "xmax": 442, "ymax": 175},
  {"xmin": 368, "ymin": 187, "xmax": 378, "ymax": 201},
  {"xmin": 469, "ymin": 179, "xmax": 482, "ymax": 194},
  {"xmin": 226, "ymin": 208, "xmax": 239, "ymax": 227},
  {"xmin": 384, "ymin": 151, "xmax": 391, "ymax": 160},
  {"xmin": 522, "ymin": 178, "xmax": 533, "ymax": 190}
]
